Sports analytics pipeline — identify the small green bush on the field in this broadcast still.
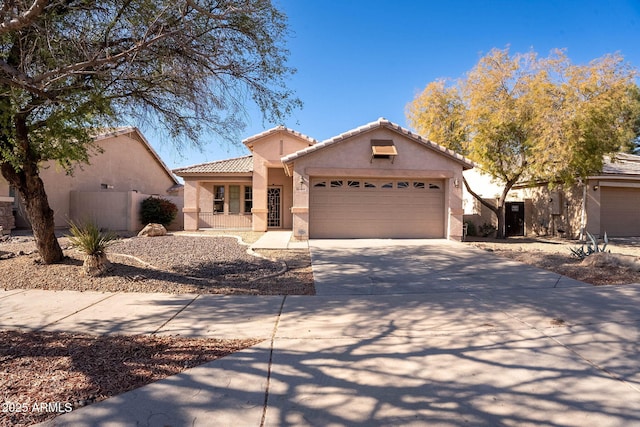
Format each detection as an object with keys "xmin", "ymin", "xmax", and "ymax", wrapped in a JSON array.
[{"xmin": 140, "ymin": 197, "xmax": 178, "ymax": 226}]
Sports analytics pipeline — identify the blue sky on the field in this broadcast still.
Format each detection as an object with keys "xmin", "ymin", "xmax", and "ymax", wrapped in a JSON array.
[{"xmin": 150, "ymin": 0, "xmax": 640, "ymax": 171}]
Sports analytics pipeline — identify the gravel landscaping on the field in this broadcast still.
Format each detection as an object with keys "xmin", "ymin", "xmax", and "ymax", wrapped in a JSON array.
[
  {"xmin": 0, "ymin": 233, "xmax": 314, "ymax": 295},
  {"xmin": 4, "ymin": 232, "xmax": 639, "ymax": 426},
  {"xmin": 466, "ymin": 236, "xmax": 640, "ymax": 286},
  {"xmin": 0, "ymin": 330, "xmax": 260, "ymax": 427},
  {"xmin": 0, "ymin": 231, "xmax": 312, "ymax": 426}
]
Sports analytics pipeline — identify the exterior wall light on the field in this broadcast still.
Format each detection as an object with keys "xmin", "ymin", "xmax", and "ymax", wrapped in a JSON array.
[
  {"xmin": 593, "ymin": 185, "xmax": 599, "ymax": 191},
  {"xmin": 453, "ymin": 178, "xmax": 460, "ymax": 188},
  {"xmin": 298, "ymin": 176, "xmax": 307, "ymax": 190}
]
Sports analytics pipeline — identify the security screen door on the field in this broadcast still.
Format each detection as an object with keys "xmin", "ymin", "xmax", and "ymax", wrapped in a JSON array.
[{"xmin": 267, "ymin": 186, "xmax": 282, "ymax": 228}]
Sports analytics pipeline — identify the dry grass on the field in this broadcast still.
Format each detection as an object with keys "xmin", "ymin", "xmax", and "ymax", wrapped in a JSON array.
[{"xmin": 0, "ymin": 331, "xmax": 261, "ymax": 426}]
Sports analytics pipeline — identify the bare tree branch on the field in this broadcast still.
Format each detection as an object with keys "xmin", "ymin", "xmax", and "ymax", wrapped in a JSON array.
[{"xmin": 0, "ymin": 0, "xmax": 48, "ymax": 35}]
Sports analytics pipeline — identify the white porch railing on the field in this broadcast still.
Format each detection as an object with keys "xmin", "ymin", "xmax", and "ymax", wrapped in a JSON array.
[{"xmin": 198, "ymin": 212, "xmax": 252, "ymax": 230}]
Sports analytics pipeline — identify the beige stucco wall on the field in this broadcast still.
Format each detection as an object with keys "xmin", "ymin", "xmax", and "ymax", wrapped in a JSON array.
[
  {"xmin": 181, "ymin": 176, "xmax": 254, "ymax": 231},
  {"xmin": 182, "ymin": 179, "xmax": 200, "ymax": 231},
  {"xmin": 69, "ymin": 191, "xmax": 183, "ymax": 232},
  {"xmin": 249, "ymin": 130, "xmax": 312, "ymax": 231},
  {"xmin": 13, "ymin": 132, "xmax": 178, "ymax": 229},
  {"xmin": 0, "ymin": 175, "xmax": 15, "ymax": 230},
  {"xmin": 288, "ymin": 127, "xmax": 466, "ymax": 240},
  {"xmin": 464, "ymin": 198, "xmax": 498, "ymax": 236},
  {"xmin": 463, "ymin": 167, "xmax": 640, "ymax": 239},
  {"xmin": 515, "ymin": 184, "xmax": 584, "ymax": 238},
  {"xmin": 0, "ymin": 180, "xmax": 9, "ymax": 198}
]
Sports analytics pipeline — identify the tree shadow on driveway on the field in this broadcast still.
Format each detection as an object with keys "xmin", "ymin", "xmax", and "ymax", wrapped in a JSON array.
[{"xmin": 43, "ymin": 283, "xmax": 640, "ymax": 426}]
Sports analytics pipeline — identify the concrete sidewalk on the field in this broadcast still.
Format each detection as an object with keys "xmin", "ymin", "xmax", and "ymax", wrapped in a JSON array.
[
  {"xmin": 0, "ymin": 290, "xmax": 283, "ymax": 340},
  {"xmin": 3, "ymin": 239, "xmax": 637, "ymax": 426},
  {"xmin": 250, "ymin": 231, "xmax": 308, "ymax": 250}
]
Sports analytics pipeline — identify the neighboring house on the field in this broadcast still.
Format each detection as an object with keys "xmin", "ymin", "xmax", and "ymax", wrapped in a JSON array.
[
  {"xmin": 463, "ymin": 153, "xmax": 640, "ymax": 238},
  {"xmin": 0, "ymin": 179, "xmax": 15, "ymax": 232},
  {"xmin": 2, "ymin": 127, "xmax": 183, "ymax": 232},
  {"xmin": 174, "ymin": 118, "xmax": 474, "ymax": 240}
]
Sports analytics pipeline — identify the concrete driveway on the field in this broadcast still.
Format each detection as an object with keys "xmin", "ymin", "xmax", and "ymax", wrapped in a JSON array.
[
  {"xmin": 272, "ymin": 239, "xmax": 640, "ymax": 425},
  {"xmin": 309, "ymin": 239, "xmax": 586, "ymax": 295},
  {"xmin": 33, "ymin": 239, "xmax": 640, "ymax": 426}
]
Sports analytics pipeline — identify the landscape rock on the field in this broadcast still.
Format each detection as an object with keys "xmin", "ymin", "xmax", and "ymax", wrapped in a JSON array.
[{"xmin": 137, "ymin": 223, "xmax": 167, "ymax": 237}]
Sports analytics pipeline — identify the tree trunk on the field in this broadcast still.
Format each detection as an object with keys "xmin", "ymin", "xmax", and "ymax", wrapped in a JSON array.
[
  {"xmin": 0, "ymin": 114, "xmax": 64, "ymax": 264},
  {"xmin": 495, "ymin": 204, "xmax": 506, "ymax": 239},
  {"xmin": 1, "ymin": 163, "xmax": 64, "ymax": 263},
  {"xmin": 463, "ymin": 176, "xmax": 514, "ymax": 240},
  {"xmin": 22, "ymin": 174, "xmax": 64, "ymax": 263}
]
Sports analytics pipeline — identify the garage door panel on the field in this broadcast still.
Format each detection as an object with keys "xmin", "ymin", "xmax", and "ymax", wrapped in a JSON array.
[
  {"xmin": 310, "ymin": 178, "xmax": 445, "ymax": 239},
  {"xmin": 600, "ymin": 187, "xmax": 640, "ymax": 237}
]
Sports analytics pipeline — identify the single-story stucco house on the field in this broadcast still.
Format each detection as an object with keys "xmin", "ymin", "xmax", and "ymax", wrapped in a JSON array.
[
  {"xmin": 0, "ymin": 127, "xmax": 183, "ymax": 232},
  {"xmin": 174, "ymin": 118, "xmax": 474, "ymax": 240},
  {"xmin": 463, "ymin": 152, "xmax": 640, "ymax": 238}
]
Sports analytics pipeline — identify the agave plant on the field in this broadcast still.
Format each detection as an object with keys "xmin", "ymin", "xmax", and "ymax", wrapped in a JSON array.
[
  {"xmin": 570, "ymin": 232, "xmax": 609, "ymax": 260},
  {"xmin": 67, "ymin": 221, "xmax": 118, "ymax": 276}
]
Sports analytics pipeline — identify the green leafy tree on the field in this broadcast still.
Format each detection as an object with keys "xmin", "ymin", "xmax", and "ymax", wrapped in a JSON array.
[
  {"xmin": 407, "ymin": 47, "xmax": 640, "ymax": 238},
  {"xmin": 0, "ymin": 0, "xmax": 301, "ymax": 263}
]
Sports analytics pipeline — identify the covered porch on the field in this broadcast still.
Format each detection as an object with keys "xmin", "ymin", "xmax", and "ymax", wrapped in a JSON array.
[{"xmin": 183, "ymin": 179, "xmax": 254, "ymax": 231}]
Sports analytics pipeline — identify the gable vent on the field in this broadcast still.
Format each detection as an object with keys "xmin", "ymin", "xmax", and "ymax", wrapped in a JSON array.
[{"xmin": 371, "ymin": 139, "xmax": 397, "ymax": 163}]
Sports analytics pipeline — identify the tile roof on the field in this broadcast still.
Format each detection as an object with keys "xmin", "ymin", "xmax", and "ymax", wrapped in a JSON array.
[
  {"xmin": 602, "ymin": 153, "xmax": 640, "ymax": 176},
  {"xmin": 173, "ymin": 155, "xmax": 253, "ymax": 175},
  {"xmin": 281, "ymin": 118, "xmax": 475, "ymax": 169},
  {"xmin": 242, "ymin": 125, "xmax": 317, "ymax": 147}
]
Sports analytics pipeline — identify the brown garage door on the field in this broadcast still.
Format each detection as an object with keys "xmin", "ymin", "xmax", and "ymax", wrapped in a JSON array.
[
  {"xmin": 309, "ymin": 178, "xmax": 445, "ymax": 238},
  {"xmin": 600, "ymin": 187, "xmax": 640, "ymax": 237}
]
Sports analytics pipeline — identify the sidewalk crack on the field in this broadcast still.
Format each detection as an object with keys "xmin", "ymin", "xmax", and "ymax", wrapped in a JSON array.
[
  {"xmin": 260, "ymin": 295, "xmax": 287, "ymax": 427},
  {"xmin": 36, "ymin": 292, "xmax": 120, "ymax": 331},
  {"xmin": 152, "ymin": 294, "xmax": 200, "ymax": 335}
]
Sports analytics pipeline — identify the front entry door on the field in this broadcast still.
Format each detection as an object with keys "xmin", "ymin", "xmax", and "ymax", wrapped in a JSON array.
[
  {"xmin": 267, "ymin": 186, "xmax": 282, "ymax": 228},
  {"xmin": 505, "ymin": 201, "xmax": 525, "ymax": 236}
]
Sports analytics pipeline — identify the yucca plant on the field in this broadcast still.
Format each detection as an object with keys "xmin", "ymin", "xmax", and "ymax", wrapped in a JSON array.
[{"xmin": 67, "ymin": 221, "xmax": 118, "ymax": 276}]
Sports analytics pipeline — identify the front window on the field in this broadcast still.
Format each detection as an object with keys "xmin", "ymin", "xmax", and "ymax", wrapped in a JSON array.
[
  {"xmin": 213, "ymin": 185, "xmax": 224, "ymax": 213},
  {"xmin": 244, "ymin": 186, "xmax": 253, "ymax": 214},
  {"xmin": 229, "ymin": 185, "xmax": 240, "ymax": 214}
]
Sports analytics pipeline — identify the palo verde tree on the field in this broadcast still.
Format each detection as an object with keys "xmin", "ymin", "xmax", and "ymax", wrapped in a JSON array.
[
  {"xmin": 407, "ymin": 47, "xmax": 640, "ymax": 238},
  {"xmin": 0, "ymin": 0, "xmax": 301, "ymax": 263}
]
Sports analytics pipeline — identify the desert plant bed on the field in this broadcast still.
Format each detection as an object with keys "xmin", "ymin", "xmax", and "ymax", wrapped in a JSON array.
[
  {"xmin": 0, "ymin": 235, "xmax": 314, "ymax": 295},
  {"xmin": 466, "ymin": 236, "xmax": 640, "ymax": 286}
]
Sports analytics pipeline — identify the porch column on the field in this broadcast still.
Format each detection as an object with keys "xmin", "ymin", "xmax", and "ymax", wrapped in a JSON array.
[
  {"xmin": 252, "ymin": 160, "xmax": 268, "ymax": 231},
  {"xmin": 182, "ymin": 179, "xmax": 200, "ymax": 231},
  {"xmin": 291, "ymin": 170, "xmax": 310, "ymax": 240}
]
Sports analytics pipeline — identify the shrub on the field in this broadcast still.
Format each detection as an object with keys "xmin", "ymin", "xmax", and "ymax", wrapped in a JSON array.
[
  {"xmin": 68, "ymin": 221, "xmax": 118, "ymax": 256},
  {"xmin": 140, "ymin": 197, "xmax": 178, "ymax": 226},
  {"xmin": 67, "ymin": 221, "xmax": 118, "ymax": 276},
  {"xmin": 479, "ymin": 222, "xmax": 496, "ymax": 237}
]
